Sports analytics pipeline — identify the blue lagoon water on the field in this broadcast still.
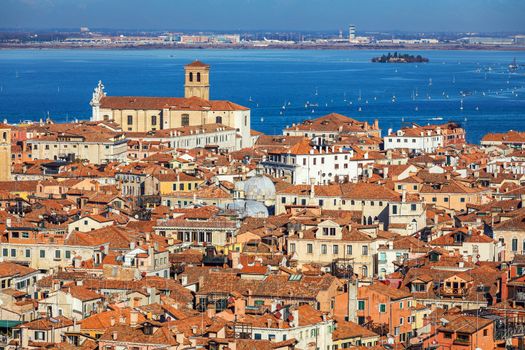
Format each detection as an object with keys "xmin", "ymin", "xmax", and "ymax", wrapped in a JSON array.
[{"xmin": 0, "ymin": 49, "xmax": 524, "ymax": 143}]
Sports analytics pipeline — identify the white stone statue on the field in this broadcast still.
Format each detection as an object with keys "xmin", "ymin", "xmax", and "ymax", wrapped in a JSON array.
[{"xmin": 90, "ymin": 80, "xmax": 106, "ymax": 121}]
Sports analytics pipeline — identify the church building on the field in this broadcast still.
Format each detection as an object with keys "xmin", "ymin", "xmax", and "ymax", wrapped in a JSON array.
[{"xmin": 90, "ymin": 61, "xmax": 252, "ymax": 149}]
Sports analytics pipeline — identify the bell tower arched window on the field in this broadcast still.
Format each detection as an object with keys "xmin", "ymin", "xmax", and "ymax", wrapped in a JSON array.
[{"xmin": 189, "ymin": 72, "xmax": 193, "ymax": 82}]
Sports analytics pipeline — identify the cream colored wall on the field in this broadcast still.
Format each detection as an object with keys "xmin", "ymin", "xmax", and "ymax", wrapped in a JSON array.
[
  {"xmin": 0, "ymin": 243, "xmax": 98, "ymax": 270},
  {"xmin": 67, "ymin": 217, "xmax": 114, "ymax": 234},
  {"xmin": 30, "ymin": 140, "xmax": 127, "ymax": 164},
  {"xmin": 184, "ymin": 67, "xmax": 210, "ymax": 100},
  {"xmin": 288, "ymin": 236, "xmax": 373, "ymax": 277}
]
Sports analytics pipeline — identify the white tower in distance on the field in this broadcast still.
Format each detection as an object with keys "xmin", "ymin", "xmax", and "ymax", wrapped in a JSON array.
[{"xmin": 349, "ymin": 24, "xmax": 356, "ymax": 42}]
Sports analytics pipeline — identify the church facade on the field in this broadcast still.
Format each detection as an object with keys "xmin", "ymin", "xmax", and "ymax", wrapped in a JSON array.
[{"xmin": 90, "ymin": 61, "xmax": 252, "ymax": 149}]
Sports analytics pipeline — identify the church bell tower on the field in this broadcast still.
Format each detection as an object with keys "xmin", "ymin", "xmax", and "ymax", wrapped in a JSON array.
[
  {"xmin": 0, "ymin": 124, "xmax": 11, "ymax": 181},
  {"xmin": 184, "ymin": 60, "xmax": 210, "ymax": 100}
]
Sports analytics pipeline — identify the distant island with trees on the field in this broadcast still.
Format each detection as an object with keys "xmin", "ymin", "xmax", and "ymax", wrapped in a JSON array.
[{"xmin": 372, "ymin": 52, "xmax": 429, "ymax": 63}]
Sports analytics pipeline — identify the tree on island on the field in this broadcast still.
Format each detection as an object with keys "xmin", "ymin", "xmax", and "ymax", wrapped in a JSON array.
[{"xmin": 372, "ymin": 52, "xmax": 429, "ymax": 63}]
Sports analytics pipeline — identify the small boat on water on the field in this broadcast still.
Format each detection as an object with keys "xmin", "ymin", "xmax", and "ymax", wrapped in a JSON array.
[{"xmin": 509, "ymin": 58, "xmax": 518, "ymax": 72}]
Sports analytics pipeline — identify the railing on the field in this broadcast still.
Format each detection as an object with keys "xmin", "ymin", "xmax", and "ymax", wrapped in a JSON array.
[{"xmin": 439, "ymin": 286, "xmax": 468, "ymax": 297}]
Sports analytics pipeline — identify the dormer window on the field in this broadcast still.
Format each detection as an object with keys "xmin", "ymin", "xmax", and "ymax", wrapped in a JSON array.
[
  {"xmin": 322, "ymin": 227, "xmax": 336, "ymax": 236},
  {"xmin": 429, "ymin": 252, "xmax": 440, "ymax": 262},
  {"xmin": 412, "ymin": 282, "xmax": 426, "ymax": 292}
]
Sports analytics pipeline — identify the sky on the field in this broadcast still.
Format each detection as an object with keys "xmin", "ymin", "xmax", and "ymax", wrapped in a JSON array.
[{"xmin": 1, "ymin": 0, "xmax": 525, "ymax": 32}]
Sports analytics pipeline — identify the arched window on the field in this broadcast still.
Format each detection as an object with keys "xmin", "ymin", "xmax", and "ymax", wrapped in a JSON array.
[
  {"xmin": 2, "ymin": 132, "xmax": 7, "ymax": 141},
  {"xmin": 362, "ymin": 265, "xmax": 368, "ymax": 278},
  {"xmin": 412, "ymin": 219, "xmax": 418, "ymax": 232},
  {"xmin": 216, "ymin": 116, "xmax": 222, "ymax": 124},
  {"xmin": 181, "ymin": 114, "xmax": 190, "ymax": 127},
  {"xmin": 367, "ymin": 216, "xmax": 373, "ymax": 225},
  {"xmin": 197, "ymin": 72, "xmax": 201, "ymax": 82},
  {"xmin": 189, "ymin": 72, "xmax": 193, "ymax": 82}
]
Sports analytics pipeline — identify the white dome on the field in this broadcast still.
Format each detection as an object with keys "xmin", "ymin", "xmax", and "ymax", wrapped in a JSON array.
[
  {"xmin": 244, "ymin": 175, "xmax": 276, "ymax": 201},
  {"xmin": 225, "ymin": 200, "xmax": 269, "ymax": 218}
]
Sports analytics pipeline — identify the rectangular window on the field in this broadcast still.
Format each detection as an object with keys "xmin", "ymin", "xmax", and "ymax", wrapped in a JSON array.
[
  {"xmin": 127, "ymin": 115, "xmax": 133, "ymax": 125},
  {"xmin": 11, "ymin": 249, "xmax": 16, "ymax": 257},
  {"xmin": 362, "ymin": 246, "xmax": 368, "ymax": 256},
  {"xmin": 321, "ymin": 244, "xmax": 327, "ymax": 254},
  {"xmin": 512, "ymin": 238, "xmax": 518, "ymax": 252},
  {"xmin": 411, "ymin": 204, "xmax": 417, "ymax": 211},
  {"xmin": 379, "ymin": 304, "xmax": 386, "ymax": 313},
  {"xmin": 40, "ymin": 250, "xmax": 45, "ymax": 258},
  {"xmin": 181, "ymin": 115, "xmax": 190, "ymax": 127},
  {"xmin": 358, "ymin": 300, "xmax": 365, "ymax": 310},
  {"xmin": 347, "ymin": 245, "xmax": 352, "ymax": 255},
  {"xmin": 55, "ymin": 250, "xmax": 61, "ymax": 259},
  {"xmin": 307, "ymin": 244, "xmax": 313, "ymax": 254},
  {"xmin": 392, "ymin": 205, "xmax": 398, "ymax": 214},
  {"xmin": 25, "ymin": 249, "xmax": 31, "ymax": 258},
  {"xmin": 333, "ymin": 245, "xmax": 339, "ymax": 255},
  {"xmin": 289, "ymin": 243, "xmax": 296, "ymax": 253}
]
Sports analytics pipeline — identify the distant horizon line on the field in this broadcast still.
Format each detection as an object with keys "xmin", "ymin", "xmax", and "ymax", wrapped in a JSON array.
[{"xmin": 0, "ymin": 27, "xmax": 524, "ymax": 36}]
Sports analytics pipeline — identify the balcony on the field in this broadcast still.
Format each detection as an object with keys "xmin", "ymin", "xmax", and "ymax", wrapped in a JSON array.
[
  {"xmin": 453, "ymin": 336, "xmax": 471, "ymax": 346},
  {"xmin": 439, "ymin": 286, "xmax": 468, "ymax": 297}
]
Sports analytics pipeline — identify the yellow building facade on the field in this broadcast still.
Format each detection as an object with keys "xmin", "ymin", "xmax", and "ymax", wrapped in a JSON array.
[{"xmin": 90, "ymin": 61, "xmax": 252, "ymax": 149}]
